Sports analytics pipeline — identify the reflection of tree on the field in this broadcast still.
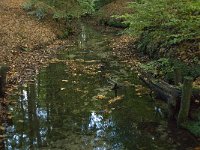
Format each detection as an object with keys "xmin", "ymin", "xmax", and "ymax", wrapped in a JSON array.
[
  {"xmin": 43, "ymin": 62, "xmax": 68, "ymax": 141},
  {"xmin": 40, "ymin": 60, "xmax": 105, "ymax": 144},
  {"xmin": 109, "ymin": 88, "xmax": 156, "ymax": 150},
  {"xmin": 19, "ymin": 88, "xmax": 26, "ymax": 148},
  {"xmin": 27, "ymin": 83, "xmax": 42, "ymax": 148},
  {"xmin": 6, "ymin": 24, "xmax": 119, "ymax": 149}
]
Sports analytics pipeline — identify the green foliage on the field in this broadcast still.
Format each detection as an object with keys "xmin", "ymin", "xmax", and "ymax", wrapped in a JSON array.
[
  {"xmin": 99, "ymin": 18, "xmax": 129, "ymax": 28},
  {"xmin": 52, "ymin": 11, "xmax": 69, "ymax": 20},
  {"xmin": 27, "ymin": 8, "xmax": 46, "ymax": 20},
  {"xmin": 120, "ymin": 0, "xmax": 200, "ymax": 57},
  {"xmin": 24, "ymin": 0, "xmax": 96, "ymax": 19},
  {"xmin": 122, "ymin": 0, "xmax": 200, "ymax": 37},
  {"xmin": 172, "ymin": 60, "xmax": 200, "ymax": 79},
  {"xmin": 141, "ymin": 58, "xmax": 200, "ymax": 83},
  {"xmin": 141, "ymin": 58, "xmax": 173, "ymax": 79},
  {"xmin": 94, "ymin": 0, "xmax": 114, "ymax": 10},
  {"xmin": 22, "ymin": 0, "xmax": 35, "ymax": 11},
  {"xmin": 107, "ymin": 19, "xmax": 128, "ymax": 28},
  {"xmin": 183, "ymin": 121, "xmax": 200, "ymax": 137},
  {"xmin": 57, "ymin": 27, "xmax": 74, "ymax": 39},
  {"xmin": 39, "ymin": 0, "xmax": 95, "ymax": 18}
]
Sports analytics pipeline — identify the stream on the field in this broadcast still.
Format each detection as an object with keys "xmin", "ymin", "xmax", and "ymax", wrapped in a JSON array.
[{"xmin": 4, "ymin": 24, "xmax": 198, "ymax": 149}]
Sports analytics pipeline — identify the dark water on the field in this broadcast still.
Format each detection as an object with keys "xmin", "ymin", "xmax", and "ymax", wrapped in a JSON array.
[{"xmin": 4, "ymin": 24, "xmax": 198, "ymax": 149}]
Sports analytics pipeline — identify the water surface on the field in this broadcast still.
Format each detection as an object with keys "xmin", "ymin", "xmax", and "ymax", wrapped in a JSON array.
[{"xmin": 5, "ymin": 24, "xmax": 198, "ymax": 150}]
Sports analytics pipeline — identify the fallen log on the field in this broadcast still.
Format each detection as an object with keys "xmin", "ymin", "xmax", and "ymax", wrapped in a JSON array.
[
  {"xmin": 138, "ymin": 69, "xmax": 200, "ymax": 119},
  {"xmin": 138, "ymin": 69, "xmax": 200, "ymax": 102},
  {"xmin": 177, "ymin": 77, "xmax": 193, "ymax": 126}
]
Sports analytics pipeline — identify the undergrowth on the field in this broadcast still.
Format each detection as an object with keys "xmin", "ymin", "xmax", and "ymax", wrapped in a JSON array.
[
  {"xmin": 119, "ymin": 0, "xmax": 200, "ymax": 59},
  {"xmin": 141, "ymin": 58, "xmax": 200, "ymax": 84},
  {"xmin": 183, "ymin": 121, "xmax": 200, "ymax": 137}
]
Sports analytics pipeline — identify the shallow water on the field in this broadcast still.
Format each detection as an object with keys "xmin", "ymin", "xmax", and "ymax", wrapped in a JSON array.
[{"xmin": 4, "ymin": 24, "xmax": 198, "ymax": 150}]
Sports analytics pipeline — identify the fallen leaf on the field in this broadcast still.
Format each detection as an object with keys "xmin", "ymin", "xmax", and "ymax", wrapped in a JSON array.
[
  {"xmin": 62, "ymin": 80, "xmax": 69, "ymax": 82},
  {"xmin": 0, "ymin": 126, "xmax": 5, "ymax": 131},
  {"xmin": 96, "ymin": 95, "xmax": 106, "ymax": 100}
]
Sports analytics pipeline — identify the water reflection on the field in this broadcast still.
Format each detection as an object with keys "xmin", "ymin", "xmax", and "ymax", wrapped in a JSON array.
[
  {"xmin": 88, "ymin": 112, "xmax": 104, "ymax": 129},
  {"xmin": 4, "ymin": 24, "xmax": 198, "ymax": 150},
  {"xmin": 6, "ymin": 84, "xmax": 48, "ymax": 149},
  {"xmin": 79, "ymin": 24, "xmax": 87, "ymax": 49}
]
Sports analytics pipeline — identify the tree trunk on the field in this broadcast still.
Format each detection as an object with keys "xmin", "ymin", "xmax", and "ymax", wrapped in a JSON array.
[{"xmin": 177, "ymin": 77, "xmax": 193, "ymax": 126}]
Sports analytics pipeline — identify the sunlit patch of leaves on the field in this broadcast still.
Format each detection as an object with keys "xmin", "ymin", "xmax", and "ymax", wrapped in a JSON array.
[
  {"xmin": 108, "ymin": 95, "xmax": 124, "ymax": 104},
  {"xmin": 135, "ymin": 84, "xmax": 150, "ymax": 97},
  {"xmin": 95, "ymin": 95, "xmax": 106, "ymax": 100},
  {"xmin": 65, "ymin": 60, "xmax": 100, "ymax": 76}
]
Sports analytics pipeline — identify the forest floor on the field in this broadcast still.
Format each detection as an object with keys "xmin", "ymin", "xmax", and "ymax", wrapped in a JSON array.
[
  {"xmin": 0, "ymin": 0, "xmax": 73, "ymax": 90},
  {"xmin": 97, "ymin": 0, "xmax": 200, "ymax": 87}
]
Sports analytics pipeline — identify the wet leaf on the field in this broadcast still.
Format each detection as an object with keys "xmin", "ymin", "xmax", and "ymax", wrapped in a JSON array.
[
  {"xmin": 62, "ymin": 80, "xmax": 69, "ymax": 83},
  {"xmin": 95, "ymin": 95, "xmax": 106, "ymax": 100},
  {"xmin": 8, "ymin": 115, "xmax": 13, "ymax": 119},
  {"xmin": 0, "ymin": 126, "xmax": 5, "ymax": 131},
  {"xmin": 18, "ymin": 120, "xmax": 24, "ymax": 123},
  {"xmin": 108, "ymin": 96, "xmax": 124, "ymax": 104}
]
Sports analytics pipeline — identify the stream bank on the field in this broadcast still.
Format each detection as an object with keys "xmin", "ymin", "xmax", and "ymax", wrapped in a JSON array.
[
  {"xmin": 0, "ymin": 0, "xmax": 199, "ymax": 148},
  {"xmin": 3, "ymin": 23, "xmax": 200, "ymax": 150},
  {"xmin": 0, "ymin": 0, "xmax": 79, "ymax": 147}
]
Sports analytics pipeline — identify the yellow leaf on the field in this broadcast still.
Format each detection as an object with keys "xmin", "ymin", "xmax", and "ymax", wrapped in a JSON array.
[
  {"xmin": 62, "ymin": 80, "xmax": 68, "ymax": 82},
  {"xmin": 18, "ymin": 120, "xmax": 24, "ymax": 123},
  {"xmin": 61, "ymin": 88, "xmax": 65, "ymax": 91},
  {"xmin": 0, "ymin": 126, "xmax": 5, "ymax": 131},
  {"xmin": 109, "ymin": 96, "xmax": 124, "ymax": 104},
  {"xmin": 96, "ymin": 95, "xmax": 106, "ymax": 100}
]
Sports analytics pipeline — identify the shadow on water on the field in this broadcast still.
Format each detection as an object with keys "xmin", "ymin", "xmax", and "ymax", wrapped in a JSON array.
[{"xmin": 4, "ymin": 23, "xmax": 199, "ymax": 149}]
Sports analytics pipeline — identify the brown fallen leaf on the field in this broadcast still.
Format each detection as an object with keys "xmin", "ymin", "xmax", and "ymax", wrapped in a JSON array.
[
  {"xmin": 0, "ymin": 126, "xmax": 5, "ymax": 131},
  {"xmin": 109, "ymin": 95, "xmax": 124, "ymax": 104},
  {"xmin": 96, "ymin": 95, "xmax": 106, "ymax": 100}
]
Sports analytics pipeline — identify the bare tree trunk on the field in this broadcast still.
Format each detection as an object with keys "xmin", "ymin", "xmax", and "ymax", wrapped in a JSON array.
[{"xmin": 177, "ymin": 77, "xmax": 193, "ymax": 126}]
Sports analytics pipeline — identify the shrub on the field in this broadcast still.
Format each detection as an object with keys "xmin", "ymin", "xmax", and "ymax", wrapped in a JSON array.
[
  {"xmin": 27, "ymin": 8, "xmax": 46, "ymax": 20},
  {"xmin": 141, "ymin": 58, "xmax": 200, "ymax": 83},
  {"xmin": 119, "ymin": 0, "xmax": 200, "ymax": 57},
  {"xmin": 22, "ymin": 0, "xmax": 36, "ymax": 11},
  {"xmin": 23, "ymin": 0, "xmax": 96, "ymax": 19},
  {"xmin": 183, "ymin": 121, "xmax": 200, "ymax": 137}
]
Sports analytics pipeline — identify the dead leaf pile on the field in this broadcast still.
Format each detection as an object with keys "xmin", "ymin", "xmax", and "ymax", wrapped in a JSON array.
[
  {"xmin": 98, "ymin": 0, "xmax": 133, "ymax": 19},
  {"xmin": 66, "ymin": 60, "xmax": 99, "ymax": 76},
  {"xmin": 0, "ymin": 0, "xmax": 75, "ymax": 91}
]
